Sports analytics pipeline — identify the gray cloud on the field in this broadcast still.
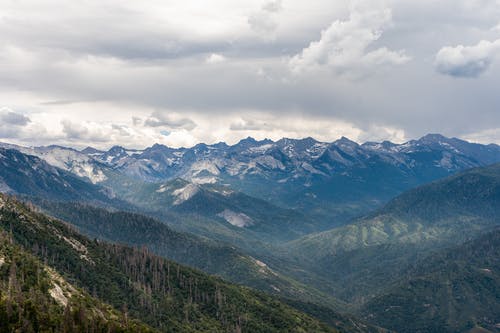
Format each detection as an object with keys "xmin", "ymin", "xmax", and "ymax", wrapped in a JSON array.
[
  {"xmin": 0, "ymin": 109, "xmax": 31, "ymax": 126},
  {"xmin": 435, "ymin": 39, "xmax": 500, "ymax": 77},
  {"xmin": 144, "ymin": 112, "xmax": 197, "ymax": 131},
  {"xmin": 1, "ymin": 1, "xmax": 500, "ymax": 147},
  {"xmin": 61, "ymin": 119, "xmax": 90, "ymax": 139}
]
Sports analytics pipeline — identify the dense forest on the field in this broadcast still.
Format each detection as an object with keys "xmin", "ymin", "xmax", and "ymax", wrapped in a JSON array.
[{"xmin": 0, "ymin": 194, "xmax": 351, "ymax": 333}]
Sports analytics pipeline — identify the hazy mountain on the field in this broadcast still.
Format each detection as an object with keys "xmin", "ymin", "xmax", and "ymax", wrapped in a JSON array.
[
  {"xmin": 5, "ymin": 134, "xmax": 499, "ymax": 228},
  {"xmin": 0, "ymin": 148, "xmax": 114, "ymax": 204}
]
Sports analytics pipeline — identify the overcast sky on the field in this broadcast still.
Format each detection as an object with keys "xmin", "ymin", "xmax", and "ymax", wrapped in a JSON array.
[{"xmin": 1, "ymin": 0, "xmax": 500, "ymax": 149}]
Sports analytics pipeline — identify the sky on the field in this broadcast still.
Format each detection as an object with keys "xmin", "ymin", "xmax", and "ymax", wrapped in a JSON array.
[{"xmin": 1, "ymin": 0, "xmax": 500, "ymax": 149}]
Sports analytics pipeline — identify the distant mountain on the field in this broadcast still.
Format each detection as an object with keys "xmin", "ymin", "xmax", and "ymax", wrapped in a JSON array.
[
  {"xmin": 104, "ymin": 177, "xmax": 319, "ymax": 242},
  {"xmin": 361, "ymin": 229, "xmax": 500, "ymax": 333},
  {"xmin": 4, "ymin": 134, "xmax": 499, "ymax": 227},
  {"xmin": 0, "ymin": 148, "xmax": 114, "ymax": 204},
  {"xmin": 0, "ymin": 193, "xmax": 381, "ymax": 333},
  {"xmin": 289, "ymin": 162, "xmax": 500, "ymax": 255},
  {"xmin": 0, "ymin": 143, "xmax": 324, "ymax": 243},
  {"xmin": 281, "ymin": 163, "xmax": 500, "ymax": 307}
]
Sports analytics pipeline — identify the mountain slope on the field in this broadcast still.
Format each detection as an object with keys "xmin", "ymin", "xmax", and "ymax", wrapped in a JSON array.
[
  {"xmin": 7, "ymin": 134, "xmax": 500, "ymax": 228},
  {"xmin": 0, "ymin": 147, "xmax": 114, "ymax": 204},
  {"xmin": 0, "ymin": 194, "xmax": 380, "ymax": 333},
  {"xmin": 289, "ymin": 163, "xmax": 500, "ymax": 255},
  {"xmin": 281, "ymin": 163, "xmax": 500, "ymax": 304},
  {"xmin": 0, "ymin": 227, "xmax": 155, "ymax": 332},
  {"xmin": 361, "ymin": 229, "xmax": 500, "ymax": 333},
  {"xmin": 35, "ymin": 200, "xmax": 338, "ymax": 308}
]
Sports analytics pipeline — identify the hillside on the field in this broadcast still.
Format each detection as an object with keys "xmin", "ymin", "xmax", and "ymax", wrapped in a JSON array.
[
  {"xmin": 0, "ymin": 148, "xmax": 114, "ymax": 204},
  {"xmin": 0, "ymin": 193, "xmax": 381, "ymax": 333},
  {"xmin": 289, "ymin": 163, "xmax": 500, "ymax": 256},
  {"xmin": 103, "ymin": 177, "xmax": 319, "ymax": 242},
  {"xmin": 35, "ymin": 200, "xmax": 340, "ymax": 309},
  {"xmin": 281, "ymin": 163, "xmax": 500, "ymax": 305},
  {"xmin": 361, "ymin": 229, "xmax": 500, "ymax": 333},
  {"xmin": 0, "ymin": 229, "xmax": 155, "ymax": 332}
]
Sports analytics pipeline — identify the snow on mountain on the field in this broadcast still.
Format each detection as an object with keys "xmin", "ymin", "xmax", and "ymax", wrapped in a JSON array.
[
  {"xmin": 34, "ymin": 146, "xmax": 107, "ymax": 184},
  {"xmin": 0, "ymin": 144, "xmax": 108, "ymax": 184},
  {"xmin": 172, "ymin": 183, "xmax": 200, "ymax": 205},
  {"xmin": 1, "ymin": 135, "xmax": 499, "ymax": 191}
]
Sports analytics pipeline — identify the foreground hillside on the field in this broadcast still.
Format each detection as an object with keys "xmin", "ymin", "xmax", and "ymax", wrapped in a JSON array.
[
  {"xmin": 0, "ymin": 193, "xmax": 382, "ymax": 333},
  {"xmin": 0, "ymin": 230, "xmax": 155, "ymax": 332}
]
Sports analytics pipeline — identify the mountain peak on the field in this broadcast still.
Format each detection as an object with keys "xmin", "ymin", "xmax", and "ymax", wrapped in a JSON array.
[
  {"xmin": 235, "ymin": 137, "xmax": 273, "ymax": 148},
  {"xmin": 236, "ymin": 136, "xmax": 258, "ymax": 145},
  {"xmin": 418, "ymin": 133, "xmax": 449, "ymax": 143},
  {"xmin": 81, "ymin": 146, "xmax": 103, "ymax": 154},
  {"xmin": 334, "ymin": 136, "xmax": 359, "ymax": 147},
  {"xmin": 106, "ymin": 145, "xmax": 127, "ymax": 156}
]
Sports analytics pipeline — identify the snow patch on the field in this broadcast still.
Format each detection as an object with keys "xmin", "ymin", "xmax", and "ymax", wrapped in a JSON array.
[
  {"xmin": 190, "ymin": 160, "xmax": 221, "ymax": 176},
  {"xmin": 253, "ymin": 155, "xmax": 285, "ymax": 170},
  {"xmin": 191, "ymin": 176, "xmax": 218, "ymax": 184},
  {"xmin": 172, "ymin": 183, "xmax": 199, "ymax": 205},
  {"xmin": 438, "ymin": 152, "xmax": 454, "ymax": 169},
  {"xmin": 248, "ymin": 144, "xmax": 273, "ymax": 154},
  {"xmin": 217, "ymin": 209, "xmax": 254, "ymax": 227},
  {"xmin": 0, "ymin": 256, "xmax": 5, "ymax": 267},
  {"xmin": 156, "ymin": 184, "xmax": 169, "ymax": 193}
]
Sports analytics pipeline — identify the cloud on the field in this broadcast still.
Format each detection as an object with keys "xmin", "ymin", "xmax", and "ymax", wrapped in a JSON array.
[
  {"xmin": 230, "ymin": 118, "xmax": 274, "ymax": 131},
  {"xmin": 248, "ymin": 0, "xmax": 283, "ymax": 36},
  {"xmin": 463, "ymin": 127, "xmax": 500, "ymax": 144},
  {"xmin": 144, "ymin": 111, "xmax": 197, "ymax": 131},
  {"xmin": 132, "ymin": 117, "xmax": 143, "ymax": 126},
  {"xmin": 289, "ymin": 2, "xmax": 410, "ymax": 75},
  {"xmin": 206, "ymin": 53, "xmax": 227, "ymax": 64},
  {"xmin": 2, "ymin": 1, "xmax": 500, "ymax": 147},
  {"xmin": 435, "ymin": 39, "xmax": 500, "ymax": 77},
  {"xmin": 0, "ymin": 108, "xmax": 31, "ymax": 126}
]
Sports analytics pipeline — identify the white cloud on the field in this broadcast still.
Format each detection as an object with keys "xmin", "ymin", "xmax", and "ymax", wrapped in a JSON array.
[
  {"xmin": 435, "ymin": 39, "xmax": 500, "ymax": 77},
  {"xmin": 464, "ymin": 127, "xmax": 500, "ymax": 144},
  {"xmin": 206, "ymin": 53, "xmax": 227, "ymax": 64},
  {"xmin": 289, "ymin": 2, "xmax": 410, "ymax": 75},
  {"xmin": 248, "ymin": 0, "xmax": 283, "ymax": 37}
]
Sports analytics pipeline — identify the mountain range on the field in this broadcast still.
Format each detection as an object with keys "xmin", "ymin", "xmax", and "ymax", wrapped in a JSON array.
[
  {"xmin": 3, "ymin": 133, "xmax": 500, "ymax": 229},
  {"xmin": 1, "ymin": 134, "xmax": 500, "ymax": 332}
]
